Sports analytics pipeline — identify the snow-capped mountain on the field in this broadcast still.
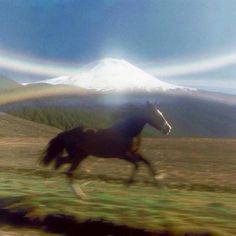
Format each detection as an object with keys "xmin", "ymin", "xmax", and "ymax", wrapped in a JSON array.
[{"xmin": 29, "ymin": 58, "xmax": 188, "ymax": 92}]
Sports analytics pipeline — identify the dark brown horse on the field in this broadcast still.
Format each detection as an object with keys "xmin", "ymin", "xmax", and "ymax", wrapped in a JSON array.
[{"xmin": 40, "ymin": 102, "xmax": 171, "ymax": 197}]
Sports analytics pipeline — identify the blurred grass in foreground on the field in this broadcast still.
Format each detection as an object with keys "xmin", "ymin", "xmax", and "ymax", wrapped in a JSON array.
[{"xmin": 0, "ymin": 137, "xmax": 235, "ymax": 235}]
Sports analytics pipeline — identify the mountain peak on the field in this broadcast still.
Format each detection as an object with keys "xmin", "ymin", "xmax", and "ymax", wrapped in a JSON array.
[
  {"xmin": 28, "ymin": 58, "xmax": 188, "ymax": 92},
  {"xmin": 99, "ymin": 57, "xmax": 125, "ymax": 63}
]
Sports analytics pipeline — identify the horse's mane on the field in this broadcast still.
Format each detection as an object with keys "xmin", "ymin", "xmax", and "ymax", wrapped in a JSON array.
[
  {"xmin": 112, "ymin": 104, "xmax": 146, "ymax": 121},
  {"xmin": 111, "ymin": 104, "xmax": 149, "ymax": 137}
]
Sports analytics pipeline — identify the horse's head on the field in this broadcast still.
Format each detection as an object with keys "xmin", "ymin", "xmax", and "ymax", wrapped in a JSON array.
[{"xmin": 145, "ymin": 101, "xmax": 172, "ymax": 135}]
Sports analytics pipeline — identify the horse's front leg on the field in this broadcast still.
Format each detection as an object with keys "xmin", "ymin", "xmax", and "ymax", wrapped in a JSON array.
[
  {"xmin": 121, "ymin": 153, "xmax": 140, "ymax": 185},
  {"xmin": 127, "ymin": 161, "xmax": 139, "ymax": 185},
  {"xmin": 134, "ymin": 153, "xmax": 156, "ymax": 178},
  {"xmin": 130, "ymin": 153, "xmax": 165, "ymax": 187}
]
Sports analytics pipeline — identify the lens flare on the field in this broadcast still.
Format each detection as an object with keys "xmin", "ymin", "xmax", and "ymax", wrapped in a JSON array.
[
  {"xmin": 0, "ymin": 50, "xmax": 236, "ymax": 78},
  {"xmin": 0, "ymin": 51, "xmax": 85, "ymax": 77},
  {"xmin": 149, "ymin": 52, "xmax": 236, "ymax": 77}
]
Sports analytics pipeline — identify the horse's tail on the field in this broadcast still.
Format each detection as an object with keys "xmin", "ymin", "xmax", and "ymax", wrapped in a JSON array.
[{"xmin": 40, "ymin": 132, "xmax": 65, "ymax": 166}]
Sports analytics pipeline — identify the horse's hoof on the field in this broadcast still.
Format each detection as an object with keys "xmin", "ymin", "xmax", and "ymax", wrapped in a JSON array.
[
  {"xmin": 70, "ymin": 184, "xmax": 88, "ymax": 200},
  {"xmin": 155, "ymin": 173, "xmax": 166, "ymax": 180}
]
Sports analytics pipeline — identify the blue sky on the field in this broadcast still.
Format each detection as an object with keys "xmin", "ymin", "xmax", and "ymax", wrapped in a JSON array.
[{"xmin": 0, "ymin": 0, "xmax": 236, "ymax": 94}]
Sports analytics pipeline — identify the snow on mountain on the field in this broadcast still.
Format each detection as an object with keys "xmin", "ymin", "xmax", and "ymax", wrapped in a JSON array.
[{"xmin": 28, "ymin": 58, "xmax": 190, "ymax": 92}]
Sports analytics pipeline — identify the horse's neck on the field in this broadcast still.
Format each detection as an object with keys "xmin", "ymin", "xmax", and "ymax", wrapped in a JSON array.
[{"xmin": 111, "ymin": 116, "xmax": 147, "ymax": 137}]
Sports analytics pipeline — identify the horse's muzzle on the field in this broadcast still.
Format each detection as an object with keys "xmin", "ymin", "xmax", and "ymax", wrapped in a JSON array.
[{"xmin": 162, "ymin": 123, "xmax": 172, "ymax": 135}]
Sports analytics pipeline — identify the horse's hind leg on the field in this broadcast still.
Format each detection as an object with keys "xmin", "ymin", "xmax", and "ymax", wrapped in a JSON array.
[
  {"xmin": 54, "ymin": 156, "xmax": 70, "ymax": 170},
  {"xmin": 65, "ymin": 156, "xmax": 87, "ymax": 199}
]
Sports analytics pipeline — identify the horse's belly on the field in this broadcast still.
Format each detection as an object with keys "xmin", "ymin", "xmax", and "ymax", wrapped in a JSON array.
[
  {"xmin": 87, "ymin": 140, "xmax": 125, "ymax": 157},
  {"xmin": 83, "ymin": 133, "xmax": 130, "ymax": 157}
]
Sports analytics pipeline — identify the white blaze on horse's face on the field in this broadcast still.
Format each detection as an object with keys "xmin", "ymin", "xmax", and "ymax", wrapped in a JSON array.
[
  {"xmin": 146, "ymin": 103, "xmax": 172, "ymax": 135},
  {"xmin": 155, "ymin": 109, "xmax": 172, "ymax": 135}
]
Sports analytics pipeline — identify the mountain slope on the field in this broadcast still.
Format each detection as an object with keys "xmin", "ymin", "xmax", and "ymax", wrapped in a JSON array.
[
  {"xmin": 0, "ymin": 75, "xmax": 21, "ymax": 91},
  {"xmin": 0, "ymin": 112, "xmax": 60, "ymax": 137},
  {"xmin": 0, "ymin": 83, "xmax": 89, "ymax": 106},
  {"xmin": 2, "ymin": 92, "xmax": 236, "ymax": 137},
  {"xmin": 29, "ymin": 58, "xmax": 187, "ymax": 92}
]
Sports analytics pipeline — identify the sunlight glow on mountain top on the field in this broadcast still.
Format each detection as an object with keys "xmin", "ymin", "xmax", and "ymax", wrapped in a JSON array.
[{"xmin": 29, "ymin": 58, "xmax": 185, "ymax": 92}]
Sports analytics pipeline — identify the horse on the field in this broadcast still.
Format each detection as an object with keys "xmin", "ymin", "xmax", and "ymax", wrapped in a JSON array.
[{"xmin": 40, "ymin": 101, "xmax": 172, "ymax": 198}]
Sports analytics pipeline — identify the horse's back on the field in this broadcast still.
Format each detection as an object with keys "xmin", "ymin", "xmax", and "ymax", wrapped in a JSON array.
[{"xmin": 59, "ymin": 126, "xmax": 85, "ymax": 149}]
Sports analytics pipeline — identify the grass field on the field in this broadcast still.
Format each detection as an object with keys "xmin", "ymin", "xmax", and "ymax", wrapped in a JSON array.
[
  {"xmin": 0, "ymin": 137, "xmax": 235, "ymax": 235},
  {"xmin": 0, "ymin": 114, "xmax": 235, "ymax": 235}
]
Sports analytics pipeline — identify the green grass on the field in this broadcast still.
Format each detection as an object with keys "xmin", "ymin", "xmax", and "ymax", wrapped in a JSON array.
[
  {"xmin": 0, "ymin": 134, "xmax": 235, "ymax": 235},
  {"xmin": 1, "ymin": 172, "xmax": 235, "ymax": 236}
]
